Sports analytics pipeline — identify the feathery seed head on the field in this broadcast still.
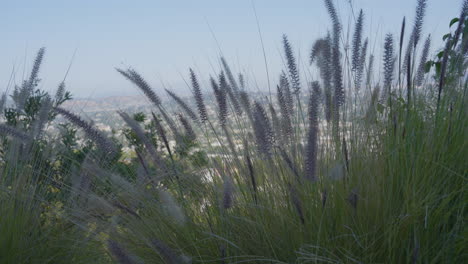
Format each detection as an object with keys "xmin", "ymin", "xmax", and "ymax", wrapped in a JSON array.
[
  {"xmin": 190, "ymin": 68, "xmax": 208, "ymax": 123},
  {"xmin": 55, "ymin": 107, "xmax": 117, "ymax": 155},
  {"xmin": 151, "ymin": 112, "xmax": 173, "ymax": 159},
  {"xmin": 252, "ymin": 101, "xmax": 274, "ymax": 157},
  {"xmin": 54, "ymin": 82, "xmax": 66, "ymax": 103},
  {"xmin": 178, "ymin": 113, "xmax": 196, "ymax": 142},
  {"xmin": 355, "ymin": 38, "xmax": 368, "ymax": 90},
  {"xmin": 415, "ymin": 35, "xmax": 431, "ymax": 86},
  {"xmin": 277, "ymin": 84, "xmax": 293, "ymax": 139},
  {"xmin": 382, "ymin": 33, "xmax": 395, "ymax": 101},
  {"xmin": 0, "ymin": 93, "xmax": 7, "ymax": 112},
  {"xmin": 159, "ymin": 189, "xmax": 186, "ymax": 225},
  {"xmin": 221, "ymin": 57, "xmax": 240, "ymax": 92},
  {"xmin": 165, "ymin": 89, "xmax": 198, "ymax": 122},
  {"xmin": 222, "ymin": 176, "xmax": 234, "ymax": 210},
  {"xmin": 352, "ymin": 10, "xmax": 364, "ymax": 72},
  {"xmin": 304, "ymin": 82, "xmax": 321, "ymax": 182},
  {"xmin": 279, "ymin": 72, "xmax": 294, "ymax": 114},
  {"xmin": 32, "ymin": 95, "xmax": 52, "ymax": 138},
  {"xmin": 282, "ymin": 34, "xmax": 301, "ymax": 94},
  {"xmin": 413, "ymin": 0, "xmax": 428, "ymax": 47},
  {"xmin": 117, "ymin": 68, "xmax": 161, "ymax": 106},
  {"xmin": 0, "ymin": 124, "xmax": 31, "ymax": 142},
  {"xmin": 212, "ymin": 75, "xmax": 228, "ymax": 126},
  {"xmin": 119, "ymin": 111, "xmax": 165, "ymax": 169},
  {"xmin": 27, "ymin": 47, "xmax": 46, "ymax": 91}
]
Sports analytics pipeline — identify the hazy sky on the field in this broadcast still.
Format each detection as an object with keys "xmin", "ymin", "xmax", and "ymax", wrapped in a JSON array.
[{"xmin": 0, "ymin": 0, "xmax": 461, "ymax": 98}]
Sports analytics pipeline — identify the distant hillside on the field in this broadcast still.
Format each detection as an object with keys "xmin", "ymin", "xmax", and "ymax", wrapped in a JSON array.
[{"xmin": 61, "ymin": 95, "xmax": 154, "ymax": 112}]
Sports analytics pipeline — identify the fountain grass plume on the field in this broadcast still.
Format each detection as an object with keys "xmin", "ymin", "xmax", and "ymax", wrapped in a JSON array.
[
  {"xmin": 116, "ymin": 68, "xmax": 161, "ymax": 107},
  {"xmin": 219, "ymin": 66, "xmax": 243, "ymax": 116},
  {"xmin": 54, "ymin": 107, "xmax": 116, "ymax": 155},
  {"xmin": 158, "ymin": 106, "xmax": 179, "ymax": 139},
  {"xmin": 190, "ymin": 68, "xmax": 208, "ymax": 123},
  {"xmin": 158, "ymin": 188, "xmax": 186, "ymax": 225},
  {"xmin": 415, "ymin": 35, "xmax": 431, "ymax": 86},
  {"xmin": 212, "ymin": 75, "xmax": 228, "ymax": 126},
  {"xmin": 238, "ymin": 73, "xmax": 245, "ymax": 90},
  {"xmin": 367, "ymin": 54, "xmax": 375, "ymax": 86},
  {"xmin": 32, "ymin": 95, "xmax": 52, "ymax": 138},
  {"xmin": 0, "ymin": 93, "xmax": 6, "ymax": 112},
  {"xmin": 324, "ymin": 0, "xmax": 344, "ymax": 108},
  {"xmin": 382, "ymin": 34, "xmax": 395, "ymax": 102},
  {"xmin": 277, "ymin": 84, "xmax": 293, "ymax": 140},
  {"xmin": 324, "ymin": 33, "xmax": 333, "ymax": 122},
  {"xmin": 54, "ymin": 82, "xmax": 66, "ymax": 103},
  {"xmin": 252, "ymin": 101, "xmax": 274, "ymax": 158},
  {"xmin": 269, "ymin": 102, "xmax": 281, "ymax": 143},
  {"xmin": 221, "ymin": 57, "xmax": 240, "ymax": 92},
  {"xmin": 239, "ymin": 90, "xmax": 253, "ymax": 122},
  {"xmin": 355, "ymin": 38, "xmax": 368, "ymax": 89},
  {"xmin": 304, "ymin": 82, "xmax": 321, "ymax": 182},
  {"xmin": 118, "ymin": 111, "xmax": 165, "ymax": 170},
  {"xmin": 279, "ymin": 72, "xmax": 294, "ymax": 115},
  {"xmin": 402, "ymin": 0, "xmax": 427, "ymax": 74},
  {"xmin": 27, "ymin": 47, "xmax": 45, "ymax": 91},
  {"xmin": 178, "ymin": 113, "xmax": 196, "ymax": 142},
  {"xmin": 402, "ymin": 34, "xmax": 414, "ymax": 76},
  {"xmin": 412, "ymin": 0, "xmax": 428, "ymax": 47},
  {"xmin": 310, "ymin": 33, "xmax": 333, "ymax": 121},
  {"xmin": 453, "ymin": 0, "xmax": 468, "ymax": 49},
  {"xmin": 0, "ymin": 124, "xmax": 31, "ymax": 142},
  {"xmin": 222, "ymin": 175, "xmax": 234, "ymax": 210},
  {"xmin": 282, "ymin": 35, "xmax": 301, "ymax": 94},
  {"xmin": 12, "ymin": 48, "xmax": 45, "ymax": 110},
  {"xmin": 151, "ymin": 112, "xmax": 173, "ymax": 160},
  {"xmin": 165, "ymin": 89, "xmax": 199, "ymax": 123},
  {"xmin": 399, "ymin": 17, "xmax": 406, "ymax": 86},
  {"xmin": 226, "ymin": 83, "xmax": 243, "ymax": 117},
  {"xmin": 310, "ymin": 38, "xmax": 328, "ymax": 64},
  {"xmin": 352, "ymin": 10, "xmax": 364, "ymax": 73}
]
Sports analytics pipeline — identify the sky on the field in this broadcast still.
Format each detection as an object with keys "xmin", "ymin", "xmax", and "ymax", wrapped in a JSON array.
[{"xmin": 0, "ymin": 0, "xmax": 462, "ymax": 99}]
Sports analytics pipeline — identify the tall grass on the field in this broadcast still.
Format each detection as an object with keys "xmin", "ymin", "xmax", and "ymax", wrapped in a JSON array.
[{"xmin": 0, "ymin": 0, "xmax": 467, "ymax": 263}]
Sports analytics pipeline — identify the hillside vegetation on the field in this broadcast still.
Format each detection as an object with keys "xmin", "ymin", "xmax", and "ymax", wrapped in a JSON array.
[{"xmin": 0, "ymin": 0, "xmax": 467, "ymax": 263}]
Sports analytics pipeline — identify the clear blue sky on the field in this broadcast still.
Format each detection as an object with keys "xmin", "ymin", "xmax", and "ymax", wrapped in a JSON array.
[{"xmin": 0, "ymin": 0, "xmax": 461, "ymax": 98}]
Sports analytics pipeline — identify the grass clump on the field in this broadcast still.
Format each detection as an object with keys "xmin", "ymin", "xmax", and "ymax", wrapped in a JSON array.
[{"xmin": 0, "ymin": 0, "xmax": 467, "ymax": 263}]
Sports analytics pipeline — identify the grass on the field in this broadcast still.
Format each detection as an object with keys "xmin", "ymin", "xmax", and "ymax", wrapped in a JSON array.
[{"xmin": 0, "ymin": 0, "xmax": 467, "ymax": 263}]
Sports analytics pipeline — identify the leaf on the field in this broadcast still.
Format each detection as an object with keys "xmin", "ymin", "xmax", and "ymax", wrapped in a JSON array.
[
  {"xmin": 133, "ymin": 112, "xmax": 146, "ymax": 122},
  {"xmin": 450, "ymin": 17, "xmax": 459, "ymax": 27},
  {"xmin": 425, "ymin": 61, "xmax": 433, "ymax": 73},
  {"xmin": 435, "ymin": 62, "xmax": 442, "ymax": 75},
  {"xmin": 437, "ymin": 51, "xmax": 445, "ymax": 59},
  {"xmin": 443, "ymin": 33, "xmax": 452, "ymax": 41}
]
